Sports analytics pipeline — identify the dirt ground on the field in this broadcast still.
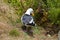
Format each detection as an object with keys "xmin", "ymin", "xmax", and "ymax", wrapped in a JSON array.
[{"xmin": 0, "ymin": 22, "xmax": 58, "ymax": 40}]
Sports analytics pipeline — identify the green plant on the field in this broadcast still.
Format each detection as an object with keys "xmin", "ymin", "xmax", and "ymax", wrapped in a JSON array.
[
  {"xmin": 47, "ymin": 0, "xmax": 60, "ymax": 24},
  {"xmin": 48, "ymin": 8, "xmax": 60, "ymax": 24},
  {"xmin": 9, "ymin": 29, "xmax": 20, "ymax": 37}
]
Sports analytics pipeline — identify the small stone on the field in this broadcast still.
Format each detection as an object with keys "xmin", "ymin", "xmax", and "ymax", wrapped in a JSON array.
[{"xmin": 47, "ymin": 34, "xmax": 51, "ymax": 37}]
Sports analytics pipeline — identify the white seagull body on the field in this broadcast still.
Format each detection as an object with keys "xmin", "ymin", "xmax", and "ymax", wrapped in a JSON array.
[{"xmin": 21, "ymin": 8, "xmax": 35, "ymax": 26}]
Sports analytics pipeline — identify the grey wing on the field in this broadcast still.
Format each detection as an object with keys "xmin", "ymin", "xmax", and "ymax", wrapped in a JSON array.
[{"xmin": 21, "ymin": 15, "xmax": 32, "ymax": 24}]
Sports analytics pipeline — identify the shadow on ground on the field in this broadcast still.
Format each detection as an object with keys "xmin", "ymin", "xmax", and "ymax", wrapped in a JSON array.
[{"xmin": 21, "ymin": 25, "xmax": 34, "ymax": 37}]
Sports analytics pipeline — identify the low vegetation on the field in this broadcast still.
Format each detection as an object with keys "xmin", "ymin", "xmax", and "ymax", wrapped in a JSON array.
[
  {"xmin": 3, "ymin": 0, "xmax": 60, "ymax": 37},
  {"xmin": 9, "ymin": 29, "xmax": 20, "ymax": 37}
]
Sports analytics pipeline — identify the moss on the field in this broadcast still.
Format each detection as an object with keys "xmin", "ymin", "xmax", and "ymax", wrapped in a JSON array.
[{"xmin": 9, "ymin": 29, "xmax": 20, "ymax": 37}]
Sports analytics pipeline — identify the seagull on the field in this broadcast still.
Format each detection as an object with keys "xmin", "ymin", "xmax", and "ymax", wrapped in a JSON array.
[
  {"xmin": 21, "ymin": 8, "xmax": 35, "ymax": 36},
  {"xmin": 21, "ymin": 8, "xmax": 35, "ymax": 27}
]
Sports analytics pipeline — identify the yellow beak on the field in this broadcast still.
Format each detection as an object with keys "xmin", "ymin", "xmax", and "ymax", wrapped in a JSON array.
[{"xmin": 31, "ymin": 12, "xmax": 34, "ymax": 16}]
